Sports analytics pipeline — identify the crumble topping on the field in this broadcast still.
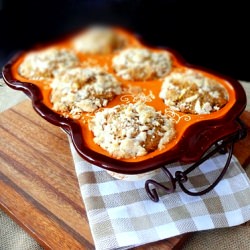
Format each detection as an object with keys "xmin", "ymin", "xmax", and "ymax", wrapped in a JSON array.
[
  {"xmin": 50, "ymin": 67, "xmax": 122, "ymax": 118},
  {"xmin": 73, "ymin": 26, "xmax": 127, "ymax": 54},
  {"xmin": 159, "ymin": 70, "xmax": 229, "ymax": 114},
  {"xmin": 88, "ymin": 102, "xmax": 176, "ymax": 159},
  {"xmin": 112, "ymin": 48, "xmax": 172, "ymax": 81},
  {"xmin": 18, "ymin": 48, "xmax": 79, "ymax": 80}
]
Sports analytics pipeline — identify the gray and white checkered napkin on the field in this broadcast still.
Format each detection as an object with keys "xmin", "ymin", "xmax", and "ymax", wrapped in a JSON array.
[{"xmin": 69, "ymin": 141, "xmax": 250, "ymax": 250}]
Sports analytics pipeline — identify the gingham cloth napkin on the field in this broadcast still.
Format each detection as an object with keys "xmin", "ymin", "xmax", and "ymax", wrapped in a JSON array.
[{"xmin": 68, "ymin": 141, "xmax": 250, "ymax": 250}]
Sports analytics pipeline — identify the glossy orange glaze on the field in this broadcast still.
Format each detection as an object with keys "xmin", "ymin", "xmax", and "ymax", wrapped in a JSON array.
[{"xmin": 10, "ymin": 27, "xmax": 236, "ymax": 163}]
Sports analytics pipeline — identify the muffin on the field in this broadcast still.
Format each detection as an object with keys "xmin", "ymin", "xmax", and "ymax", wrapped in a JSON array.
[
  {"xmin": 18, "ymin": 48, "xmax": 79, "ymax": 81},
  {"xmin": 50, "ymin": 67, "xmax": 122, "ymax": 118},
  {"xmin": 159, "ymin": 70, "xmax": 229, "ymax": 114},
  {"xmin": 88, "ymin": 102, "xmax": 176, "ymax": 159},
  {"xmin": 112, "ymin": 48, "xmax": 172, "ymax": 81},
  {"xmin": 73, "ymin": 26, "xmax": 126, "ymax": 54}
]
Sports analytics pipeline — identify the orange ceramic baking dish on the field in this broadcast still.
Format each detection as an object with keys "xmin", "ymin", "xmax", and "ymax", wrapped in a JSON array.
[{"xmin": 2, "ymin": 26, "xmax": 247, "ymax": 175}]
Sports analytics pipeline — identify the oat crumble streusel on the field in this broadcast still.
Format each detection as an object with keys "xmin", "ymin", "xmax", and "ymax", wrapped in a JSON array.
[
  {"xmin": 112, "ymin": 48, "xmax": 172, "ymax": 81},
  {"xmin": 73, "ymin": 26, "xmax": 127, "ymax": 54},
  {"xmin": 159, "ymin": 70, "xmax": 229, "ymax": 114},
  {"xmin": 18, "ymin": 48, "xmax": 79, "ymax": 81},
  {"xmin": 50, "ymin": 67, "xmax": 122, "ymax": 118},
  {"xmin": 88, "ymin": 102, "xmax": 176, "ymax": 159}
]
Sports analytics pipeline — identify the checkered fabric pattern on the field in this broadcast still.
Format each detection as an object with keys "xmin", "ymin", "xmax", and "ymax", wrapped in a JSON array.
[
  {"xmin": 0, "ymin": 79, "xmax": 27, "ymax": 112},
  {"xmin": 69, "ymin": 142, "xmax": 250, "ymax": 250}
]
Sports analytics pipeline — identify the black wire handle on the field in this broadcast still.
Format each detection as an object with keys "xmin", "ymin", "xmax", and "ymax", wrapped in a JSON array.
[
  {"xmin": 144, "ymin": 118, "xmax": 247, "ymax": 202},
  {"xmin": 176, "ymin": 141, "xmax": 234, "ymax": 196},
  {"xmin": 145, "ymin": 167, "xmax": 176, "ymax": 202}
]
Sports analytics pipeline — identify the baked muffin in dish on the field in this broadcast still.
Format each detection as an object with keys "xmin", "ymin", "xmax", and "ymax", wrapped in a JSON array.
[
  {"xmin": 159, "ymin": 69, "xmax": 229, "ymax": 114},
  {"xmin": 18, "ymin": 48, "xmax": 79, "ymax": 81},
  {"xmin": 50, "ymin": 67, "xmax": 122, "ymax": 118},
  {"xmin": 112, "ymin": 48, "xmax": 172, "ymax": 81},
  {"xmin": 73, "ymin": 26, "xmax": 127, "ymax": 54},
  {"xmin": 88, "ymin": 101, "xmax": 176, "ymax": 159}
]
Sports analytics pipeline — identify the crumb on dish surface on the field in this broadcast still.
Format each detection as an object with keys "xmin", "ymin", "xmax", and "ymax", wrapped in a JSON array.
[
  {"xmin": 88, "ymin": 102, "xmax": 176, "ymax": 159},
  {"xmin": 50, "ymin": 67, "xmax": 122, "ymax": 118},
  {"xmin": 159, "ymin": 70, "xmax": 229, "ymax": 114},
  {"xmin": 73, "ymin": 26, "xmax": 127, "ymax": 54},
  {"xmin": 112, "ymin": 48, "xmax": 172, "ymax": 81},
  {"xmin": 18, "ymin": 48, "xmax": 79, "ymax": 81}
]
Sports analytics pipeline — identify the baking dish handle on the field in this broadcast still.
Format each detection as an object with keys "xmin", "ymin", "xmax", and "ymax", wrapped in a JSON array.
[{"xmin": 145, "ymin": 118, "xmax": 247, "ymax": 201}]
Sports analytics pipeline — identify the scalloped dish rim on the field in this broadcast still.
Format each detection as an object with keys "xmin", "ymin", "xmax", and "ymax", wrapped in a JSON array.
[{"xmin": 1, "ymin": 26, "xmax": 247, "ymax": 175}]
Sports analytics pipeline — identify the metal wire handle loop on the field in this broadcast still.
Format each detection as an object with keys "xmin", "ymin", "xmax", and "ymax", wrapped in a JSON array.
[
  {"xmin": 176, "ymin": 142, "xmax": 234, "ymax": 196},
  {"xmin": 144, "ymin": 118, "xmax": 246, "ymax": 202},
  {"xmin": 145, "ymin": 167, "xmax": 176, "ymax": 202}
]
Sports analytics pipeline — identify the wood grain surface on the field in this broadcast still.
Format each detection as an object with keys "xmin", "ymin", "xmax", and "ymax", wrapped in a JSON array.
[{"xmin": 0, "ymin": 101, "xmax": 249, "ymax": 250}]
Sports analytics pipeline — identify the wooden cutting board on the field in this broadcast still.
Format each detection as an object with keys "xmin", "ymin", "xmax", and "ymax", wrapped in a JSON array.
[{"xmin": 0, "ymin": 100, "xmax": 249, "ymax": 250}]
